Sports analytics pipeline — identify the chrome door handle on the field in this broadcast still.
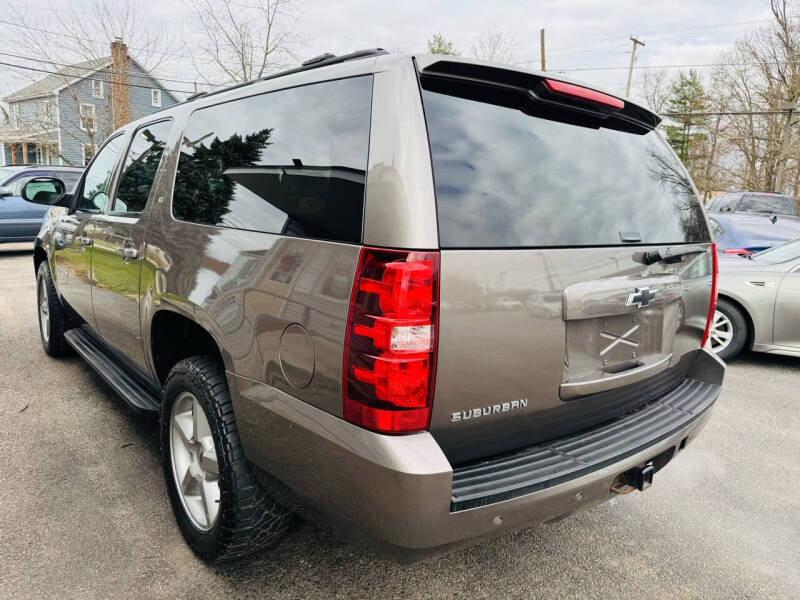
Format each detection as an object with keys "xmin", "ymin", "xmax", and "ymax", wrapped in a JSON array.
[{"xmin": 119, "ymin": 246, "xmax": 139, "ymax": 263}]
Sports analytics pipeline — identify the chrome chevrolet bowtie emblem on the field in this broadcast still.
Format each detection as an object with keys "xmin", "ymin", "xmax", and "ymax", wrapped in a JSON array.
[{"xmin": 626, "ymin": 286, "xmax": 657, "ymax": 309}]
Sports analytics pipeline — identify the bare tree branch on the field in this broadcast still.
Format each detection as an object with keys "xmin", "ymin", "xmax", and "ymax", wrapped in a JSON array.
[
  {"xmin": 189, "ymin": 0, "xmax": 297, "ymax": 85},
  {"xmin": 471, "ymin": 27, "xmax": 518, "ymax": 64}
]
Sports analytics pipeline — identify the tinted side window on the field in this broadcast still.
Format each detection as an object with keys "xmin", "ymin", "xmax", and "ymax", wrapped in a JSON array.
[
  {"xmin": 76, "ymin": 136, "xmax": 126, "ymax": 213},
  {"xmin": 54, "ymin": 171, "xmax": 82, "ymax": 193},
  {"xmin": 707, "ymin": 196, "xmax": 725, "ymax": 211},
  {"xmin": 172, "ymin": 76, "xmax": 372, "ymax": 244},
  {"xmin": 112, "ymin": 120, "xmax": 173, "ymax": 214},
  {"xmin": 739, "ymin": 193, "xmax": 797, "ymax": 215},
  {"xmin": 720, "ymin": 195, "xmax": 739, "ymax": 211}
]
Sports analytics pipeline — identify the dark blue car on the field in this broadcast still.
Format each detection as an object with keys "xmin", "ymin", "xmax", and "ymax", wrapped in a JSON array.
[
  {"xmin": 0, "ymin": 166, "xmax": 83, "ymax": 243},
  {"xmin": 708, "ymin": 212, "xmax": 800, "ymax": 254}
]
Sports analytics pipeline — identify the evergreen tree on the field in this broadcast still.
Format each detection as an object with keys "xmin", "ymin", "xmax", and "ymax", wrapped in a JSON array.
[
  {"xmin": 173, "ymin": 128, "xmax": 273, "ymax": 225},
  {"xmin": 663, "ymin": 70, "xmax": 709, "ymax": 170}
]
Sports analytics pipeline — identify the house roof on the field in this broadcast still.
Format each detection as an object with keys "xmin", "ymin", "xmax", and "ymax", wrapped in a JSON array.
[
  {"xmin": 3, "ymin": 55, "xmax": 180, "ymax": 103},
  {"xmin": 3, "ymin": 57, "xmax": 110, "ymax": 102}
]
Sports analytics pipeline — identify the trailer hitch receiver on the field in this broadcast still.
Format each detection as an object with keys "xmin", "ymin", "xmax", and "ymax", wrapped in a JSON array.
[{"xmin": 623, "ymin": 461, "xmax": 655, "ymax": 491}]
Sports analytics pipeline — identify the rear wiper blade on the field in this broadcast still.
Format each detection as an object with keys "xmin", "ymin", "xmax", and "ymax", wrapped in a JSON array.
[{"xmin": 634, "ymin": 245, "xmax": 707, "ymax": 265}]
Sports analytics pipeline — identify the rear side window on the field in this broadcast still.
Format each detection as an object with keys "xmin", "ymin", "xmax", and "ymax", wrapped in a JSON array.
[
  {"xmin": 0, "ymin": 169, "xmax": 16, "ymax": 185},
  {"xmin": 112, "ymin": 120, "xmax": 173, "ymax": 214},
  {"xmin": 719, "ymin": 195, "xmax": 740, "ymax": 211},
  {"xmin": 421, "ymin": 88, "xmax": 710, "ymax": 248},
  {"xmin": 54, "ymin": 171, "xmax": 82, "ymax": 193},
  {"xmin": 172, "ymin": 76, "xmax": 372, "ymax": 244},
  {"xmin": 738, "ymin": 193, "xmax": 797, "ymax": 215}
]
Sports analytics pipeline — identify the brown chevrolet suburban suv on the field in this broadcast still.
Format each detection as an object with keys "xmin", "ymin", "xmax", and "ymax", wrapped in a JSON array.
[{"xmin": 24, "ymin": 50, "xmax": 724, "ymax": 562}]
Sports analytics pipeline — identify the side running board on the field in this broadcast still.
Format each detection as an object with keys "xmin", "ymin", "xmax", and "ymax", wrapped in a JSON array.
[{"xmin": 64, "ymin": 326, "xmax": 160, "ymax": 412}]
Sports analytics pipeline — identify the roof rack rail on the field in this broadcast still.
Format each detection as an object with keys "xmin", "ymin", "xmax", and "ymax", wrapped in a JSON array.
[
  {"xmin": 303, "ymin": 52, "xmax": 335, "ymax": 66},
  {"xmin": 179, "ymin": 48, "xmax": 387, "ymax": 106},
  {"xmin": 186, "ymin": 91, "xmax": 209, "ymax": 102}
]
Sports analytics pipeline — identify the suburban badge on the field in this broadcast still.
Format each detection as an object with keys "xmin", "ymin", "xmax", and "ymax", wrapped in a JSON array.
[{"xmin": 451, "ymin": 398, "xmax": 528, "ymax": 422}]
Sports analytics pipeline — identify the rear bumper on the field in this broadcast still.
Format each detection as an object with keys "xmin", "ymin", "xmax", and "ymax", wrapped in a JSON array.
[{"xmin": 230, "ymin": 348, "xmax": 723, "ymax": 557}]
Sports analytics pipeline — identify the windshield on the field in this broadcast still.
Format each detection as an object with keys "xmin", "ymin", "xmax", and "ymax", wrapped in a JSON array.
[
  {"xmin": 421, "ymin": 88, "xmax": 710, "ymax": 248},
  {"xmin": 738, "ymin": 193, "xmax": 797, "ymax": 216},
  {"xmin": 7, "ymin": 177, "xmax": 31, "ymax": 196},
  {"xmin": 0, "ymin": 169, "xmax": 17, "ymax": 186},
  {"xmin": 753, "ymin": 239, "xmax": 800, "ymax": 264}
]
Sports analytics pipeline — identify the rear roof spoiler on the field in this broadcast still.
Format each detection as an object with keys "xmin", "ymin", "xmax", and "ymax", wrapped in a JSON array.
[{"xmin": 417, "ymin": 58, "xmax": 660, "ymax": 134}]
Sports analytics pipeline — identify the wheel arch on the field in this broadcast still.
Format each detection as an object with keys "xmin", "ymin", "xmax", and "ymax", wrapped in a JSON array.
[
  {"xmin": 717, "ymin": 293, "xmax": 755, "ymax": 352},
  {"xmin": 149, "ymin": 309, "xmax": 232, "ymax": 387},
  {"xmin": 33, "ymin": 243, "xmax": 48, "ymax": 276}
]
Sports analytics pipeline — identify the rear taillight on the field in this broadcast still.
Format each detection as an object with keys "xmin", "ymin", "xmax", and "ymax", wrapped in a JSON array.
[
  {"xmin": 343, "ymin": 247, "xmax": 439, "ymax": 434},
  {"xmin": 701, "ymin": 243, "xmax": 719, "ymax": 348},
  {"xmin": 722, "ymin": 248, "xmax": 754, "ymax": 254}
]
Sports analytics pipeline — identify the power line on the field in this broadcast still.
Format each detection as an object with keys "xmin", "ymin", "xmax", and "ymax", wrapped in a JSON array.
[
  {"xmin": 516, "ymin": 17, "xmax": 776, "ymax": 62},
  {"xmin": 0, "ymin": 18, "xmax": 215, "ymax": 63},
  {"xmin": 551, "ymin": 60, "xmax": 800, "ymax": 72},
  {"xmin": 0, "ymin": 60, "xmax": 194, "ymax": 95},
  {"xmin": 0, "ymin": 49, "xmax": 220, "ymax": 88},
  {"xmin": 662, "ymin": 110, "xmax": 790, "ymax": 116},
  {"xmin": 640, "ymin": 17, "xmax": 774, "ymax": 37}
]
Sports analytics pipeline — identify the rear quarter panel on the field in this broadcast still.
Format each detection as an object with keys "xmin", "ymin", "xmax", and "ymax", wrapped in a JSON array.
[
  {"xmin": 717, "ymin": 262, "xmax": 784, "ymax": 346},
  {"xmin": 138, "ymin": 63, "xmax": 378, "ymax": 418}
]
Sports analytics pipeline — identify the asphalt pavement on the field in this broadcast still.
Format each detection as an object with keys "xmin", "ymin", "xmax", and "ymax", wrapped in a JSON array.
[{"xmin": 1, "ymin": 242, "xmax": 798, "ymax": 599}]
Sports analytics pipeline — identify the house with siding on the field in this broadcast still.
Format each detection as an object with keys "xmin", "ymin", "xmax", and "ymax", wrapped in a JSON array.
[{"xmin": 0, "ymin": 40, "xmax": 179, "ymax": 166}]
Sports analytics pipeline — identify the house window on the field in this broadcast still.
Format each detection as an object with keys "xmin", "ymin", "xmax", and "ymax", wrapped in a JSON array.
[
  {"xmin": 37, "ymin": 99, "xmax": 52, "ymax": 126},
  {"xmin": 92, "ymin": 80, "xmax": 104, "ymax": 99},
  {"xmin": 151, "ymin": 88, "xmax": 161, "ymax": 107},
  {"xmin": 12, "ymin": 103, "xmax": 21, "ymax": 128},
  {"xmin": 81, "ymin": 143, "xmax": 96, "ymax": 166},
  {"xmin": 79, "ymin": 103, "xmax": 96, "ymax": 132}
]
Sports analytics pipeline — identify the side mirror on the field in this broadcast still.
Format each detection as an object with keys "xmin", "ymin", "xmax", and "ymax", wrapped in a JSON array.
[
  {"xmin": 0, "ymin": 187, "xmax": 12, "ymax": 198},
  {"xmin": 21, "ymin": 176, "xmax": 68, "ymax": 206}
]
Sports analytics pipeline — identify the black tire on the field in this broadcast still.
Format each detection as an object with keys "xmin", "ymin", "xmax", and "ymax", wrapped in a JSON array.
[
  {"xmin": 712, "ymin": 298, "xmax": 748, "ymax": 361},
  {"xmin": 160, "ymin": 356, "xmax": 291, "ymax": 562},
  {"xmin": 36, "ymin": 260, "xmax": 68, "ymax": 356}
]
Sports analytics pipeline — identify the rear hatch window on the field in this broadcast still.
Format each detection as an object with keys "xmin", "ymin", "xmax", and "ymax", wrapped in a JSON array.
[
  {"xmin": 420, "ymin": 82, "xmax": 709, "ymax": 248},
  {"xmin": 738, "ymin": 193, "xmax": 797, "ymax": 215}
]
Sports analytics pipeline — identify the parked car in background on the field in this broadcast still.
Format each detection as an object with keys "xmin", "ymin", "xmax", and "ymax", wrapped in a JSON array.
[
  {"xmin": 0, "ymin": 165, "xmax": 83, "ymax": 190},
  {"xmin": 0, "ymin": 166, "xmax": 83, "ymax": 243},
  {"xmin": 707, "ymin": 212, "xmax": 800, "ymax": 254},
  {"xmin": 710, "ymin": 240, "xmax": 800, "ymax": 360},
  {"xmin": 707, "ymin": 191, "xmax": 798, "ymax": 217},
  {"xmin": 23, "ymin": 50, "xmax": 723, "ymax": 562}
]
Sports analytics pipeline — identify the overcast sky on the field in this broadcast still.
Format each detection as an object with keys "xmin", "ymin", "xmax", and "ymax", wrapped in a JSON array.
[{"xmin": 0, "ymin": 0, "xmax": 777, "ymax": 105}]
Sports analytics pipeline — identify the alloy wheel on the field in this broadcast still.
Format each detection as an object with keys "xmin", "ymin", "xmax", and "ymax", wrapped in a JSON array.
[
  {"xmin": 38, "ymin": 277, "xmax": 50, "ymax": 343},
  {"xmin": 169, "ymin": 391, "xmax": 221, "ymax": 531},
  {"xmin": 709, "ymin": 310, "xmax": 733, "ymax": 354}
]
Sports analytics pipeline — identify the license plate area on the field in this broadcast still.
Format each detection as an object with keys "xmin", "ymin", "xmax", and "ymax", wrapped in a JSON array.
[{"xmin": 564, "ymin": 309, "xmax": 667, "ymax": 385}]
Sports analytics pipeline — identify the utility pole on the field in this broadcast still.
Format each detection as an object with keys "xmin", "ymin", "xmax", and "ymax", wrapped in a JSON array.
[
  {"xmin": 775, "ymin": 100, "xmax": 797, "ymax": 193},
  {"xmin": 540, "ymin": 28, "xmax": 546, "ymax": 71},
  {"xmin": 625, "ymin": 36, "xmax": 645, "ymax": 97}
]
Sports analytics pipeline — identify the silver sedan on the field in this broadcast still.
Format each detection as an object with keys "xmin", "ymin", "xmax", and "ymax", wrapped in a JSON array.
[{"xmin": 711, "ymin": 240, "xmax": 800, "ymax": 360}]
